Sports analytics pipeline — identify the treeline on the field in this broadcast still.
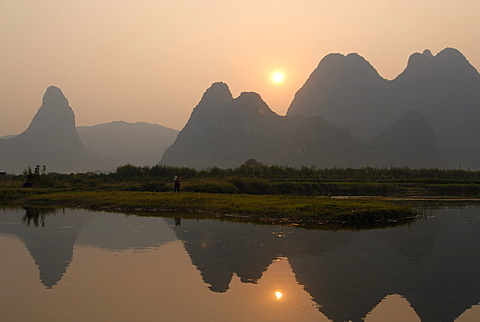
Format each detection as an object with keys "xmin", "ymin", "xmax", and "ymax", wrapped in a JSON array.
[
  {"xmin": 110, "ymin": 161, "xmax": 480, "ymax": 182},
  {"xmin": 7, "ymin": 160, "xmax": 480, "ymax": 197},
  {"xmin": 9, "ymin": 160, "xmax": 480, "ymax": 183}
]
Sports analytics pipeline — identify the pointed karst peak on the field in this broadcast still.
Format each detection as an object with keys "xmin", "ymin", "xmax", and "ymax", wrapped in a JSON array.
[
  {"xmin": 23, "ymin": 85, "xmax": 77, "ymax": 136},
  {"xmin": 346, "ymin": 52, "xmax": 369, "ymax": 62},
  {"xmin": 201, "ymin": 82, "xmax": 233, "ymax": 104},
  {"xmin": 42, "ymin": 86, "xmax": 70, "ymax": 110},
  {"xmin": 405, "ymin": 49, "xmax": 434, "ymax": 68},
  {"xmin": 406, "ymin": 48, "xmax": 470, "ymax": 69},
  {"xmin": 207, "ymin": 81, "xmax": 230, "ymax": 93},
  {"xmin": 399, "ymin": 47, "xmax": 478, "ymax": 80},
  {"xmin": 314, "ymin": 52, "xmax": 380, "ymax": 79},
  {"xmin": 235, "ymin": 91, "xmax": 276, "ymax": 116},
  {"xmin": 189, "ymin": 82, "xmax": 234, "ymax": 118},
  {"xmin": 435, "ymin": 47, "xmax": 470, "ymax": 64},
  {"xmin": 237, "ymin": 91, "xmax": 262, "ymax": 102},
  {"xmin": 318, "ymin": 52, "xmax": 374, "ymax": 68},
  {"xmin": 317, "ymin": 52, "xmax": 347, "ymax": 67},
  {"xmin": 422, "ymin": 49, "xmax": 433, "ymax": 58},
  {"xmin": 435, "ymin": 48, "xmax": 480, "ymax": 77}
]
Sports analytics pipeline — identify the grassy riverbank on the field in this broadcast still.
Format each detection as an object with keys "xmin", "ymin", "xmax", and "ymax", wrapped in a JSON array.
[
  {"xmin": 9, "ymin": 163, "xmax": 480, "ymax": 225},
  {"xmin": 8, "ymin": 164, "xmax": 480, "ymax": 198},
  {"xmin": 2, "ymin": 189, "xmax": 419, "ymax": 225}
]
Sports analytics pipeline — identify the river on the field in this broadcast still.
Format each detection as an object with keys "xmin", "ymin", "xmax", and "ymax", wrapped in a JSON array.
[{"xmin": 0, "ymin": 206, "xmax": 479, "ymax": 321}]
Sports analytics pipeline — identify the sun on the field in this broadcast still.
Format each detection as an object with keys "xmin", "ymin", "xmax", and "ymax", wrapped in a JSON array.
[
  {"xmin": 271, "ymin": 71, "xmax": 285, "ymax": 84},
  {"xmin": 275, "ymin": 291, "xmax": 283, "ymax": 300}
]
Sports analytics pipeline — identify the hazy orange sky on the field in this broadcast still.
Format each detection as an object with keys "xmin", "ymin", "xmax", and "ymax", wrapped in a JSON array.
[{"xmin": 1, "ymin": 0, "xmax": 479, "ymax": 136}]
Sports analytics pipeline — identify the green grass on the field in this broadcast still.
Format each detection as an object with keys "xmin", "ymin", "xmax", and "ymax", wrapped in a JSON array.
[{"xmin": 10, "ymin": 190, "xmax": 419, "ymax": 225}]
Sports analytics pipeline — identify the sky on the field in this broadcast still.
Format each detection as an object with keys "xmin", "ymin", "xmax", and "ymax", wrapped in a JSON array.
[{"xmin": 1, "ymin": 0, "xmax": 480, "ymax": 136}]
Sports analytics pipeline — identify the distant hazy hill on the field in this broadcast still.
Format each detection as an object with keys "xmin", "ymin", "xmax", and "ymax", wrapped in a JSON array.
[
  {"xmin": 370, "ymin": 110, "xmax": 443, "ymax": 167},
  {"xmin": 0, "ymin": 86, "xmax": 110, "ymax": 173},
  {"xmin": 77, "ymin": 121, "xmax": 178, "ymax": 167},
  {"xmin": 284, "ymin": 116, "xmax": 368, "ymax": 168},
  {"xmin": 287, "ymin": 48, "xmax": 480, "ymax": 165}
]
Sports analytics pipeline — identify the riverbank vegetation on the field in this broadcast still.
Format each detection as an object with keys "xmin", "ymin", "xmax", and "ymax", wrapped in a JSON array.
[
  {"xmin": 4, "ymin": 161, "xmax": 480, "ymax": 197},
  {"xmin": 3, "ymin": 190, "xmax": 418, "ymax": 226},
  {"xmin": 3, "ymin": 161, "xmax": 480, "ymax": 224}
]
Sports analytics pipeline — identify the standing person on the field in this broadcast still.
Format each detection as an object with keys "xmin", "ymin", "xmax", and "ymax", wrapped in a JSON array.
[{"xmin": 173, "ymin": 174, "xmax": 182, "ymax": 193}]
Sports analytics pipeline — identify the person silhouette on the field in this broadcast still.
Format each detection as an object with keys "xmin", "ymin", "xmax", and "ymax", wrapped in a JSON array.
[
  {"xmin": 174, "ymin": 217, "xmax": 181, "ymax": 226},
  {"xmin": 173, "ymin": 174, "xmax": 182, "ymax": 193}
]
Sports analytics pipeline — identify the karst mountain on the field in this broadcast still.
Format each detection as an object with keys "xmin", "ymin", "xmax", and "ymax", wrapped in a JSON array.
[
  {"xmin": 0, "ymin": 87, "xmax": 177, "ymax": 172},
  {"xmin": 2, "ymin": 48, "xmax": 478, "ymax": 172},
  {"xmin": 163, "ymin": 48, "xmax": 479, "ymax": 169}
]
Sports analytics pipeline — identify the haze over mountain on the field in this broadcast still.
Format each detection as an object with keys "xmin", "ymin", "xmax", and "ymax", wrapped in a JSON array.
[
  {"xmin": 287, "ymin": 48, "xmax": 480, "ymax": 165},
  {"xmin": 0, "ymin": 87, "xmax": 178, "ymax": 173},
  {"xmin": 370, "ymin": 110, "xmax": 443, "ymax": 167},
  {"xmin": 163, "ymin": 48, "xmax": 478, "ymax": 169},
  {"xmin": 2, "ymin": 48, "xmax": 477, "ymax": 172},
  {"xmin": 0, "ymin": 86, "xmax": 109, "ymax": 173},
  {"xmin": 77, "ymin": 121, "xmax": 178, "ymax": 167},
  {"xmin": 161, "ymin": 82, "xmax": 371, "ymax": 168},
  {"xmin": 162, "ymin": 82, "xmax": 288, "ymax": 168},
  {"xmin": 288, "ymin": 52, "xmax": 390, "ymax": 141}
]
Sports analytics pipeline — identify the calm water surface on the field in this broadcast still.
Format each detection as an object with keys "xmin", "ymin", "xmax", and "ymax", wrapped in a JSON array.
[{"xmin": 1, "ymin": 206, "xmax": 480, "ymax": 321}]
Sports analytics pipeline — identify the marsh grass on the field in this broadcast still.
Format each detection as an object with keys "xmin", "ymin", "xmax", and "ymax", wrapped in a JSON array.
[{"xmin": 16, "ymin": 190, "xmax": 418, "ymax": 224}]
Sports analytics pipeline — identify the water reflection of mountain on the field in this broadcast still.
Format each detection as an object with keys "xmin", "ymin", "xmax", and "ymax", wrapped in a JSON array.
[
  {"xmin": 0, "ymin": 208, "xmax": 86, "ymax": 288},
  {"xmin": 173, "ymin": 209, "xmax": 480, "ymax": 321},
  {"xmin": 287, "ymin": 224, "xmax": 442, "ymax": 322},
  {"xmin": 0, "ymin": 208, "xmax": 175, "ymax": 288},
  {"xmin": 173, "ymin": 220, "xmax": 286, "ymax": 292},
  {"xmin": 2, "ymin": 206, "xmax": 480, "ymax": 320}
]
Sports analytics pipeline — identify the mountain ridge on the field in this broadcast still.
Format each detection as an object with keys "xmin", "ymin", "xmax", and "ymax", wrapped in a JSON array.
[
  {"xmin": 2, "ymin": 47, "xmax": 477, "ymax": 171},
  {"xmin": 162, "ymin": 47, "xmax": 475, "ymax": 169}
]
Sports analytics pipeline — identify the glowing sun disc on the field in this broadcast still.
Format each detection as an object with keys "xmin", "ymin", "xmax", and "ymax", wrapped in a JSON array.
[
  {"xmin": 271, "ymin": 71, "xmax": 285, "ymax": 84},
  {"xmin": 275, "ymin": 291, "xmax": 283, "ymax": 300}
]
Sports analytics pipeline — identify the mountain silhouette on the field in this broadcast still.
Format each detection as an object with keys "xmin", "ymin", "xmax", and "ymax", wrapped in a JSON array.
[
  {"xmin": 161, "ymin": 82, "xmax": 370, "ymax": 168},
  {"xmin": 161, "ymin": 78, "xmax": 446, "ymax": 168},
  {"xmin": 394, "ymin": 48, "xmax": 480, "ymax": 163},
  {"xmin": 0, "ymin": 208, "xmax": 176, "ymax": 289},
  {"xmin": 287, "ymin": 53, "xmax": 391, "ymax": 141},
  {"xmin": 0, "ymin": 86, "xmax": 110, "ymax": 173},
  {"xmin": 161, "ymin": 82, "xmax": 289, "ymax": 168},
  {"xmin": 287, "ymin": 48, "xmax": 480, "ymax": 166},
  {"xmin": 0, "ymin": 87, "xmax": 179, "ymax": 172},
  {"xmin": 172, "ymin": 209, "xmax": 480, "ymax": 322},
  {"xmin": 0, "ymin": 207, "xmax": 86, "ymax": 288},
  {"xmin": 3, "ymin": 47, "xmax": 477, "ymax": 171},
  {"xmin": 172, "ymin": 218, "xmax": 283, "ymax": 292},
  {"xmin": 2, "ymin": 207, "xmax": 479, "ymax": 320},
  {"xmin": 77, "ymin": 121, "xmax": 178, "ymax": 167}
]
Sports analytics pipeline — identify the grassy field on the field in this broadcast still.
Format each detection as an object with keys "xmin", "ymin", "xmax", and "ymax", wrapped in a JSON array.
[{"xmin": 1, "ymin": 188, "xmax": 419, "ymax": 225}]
